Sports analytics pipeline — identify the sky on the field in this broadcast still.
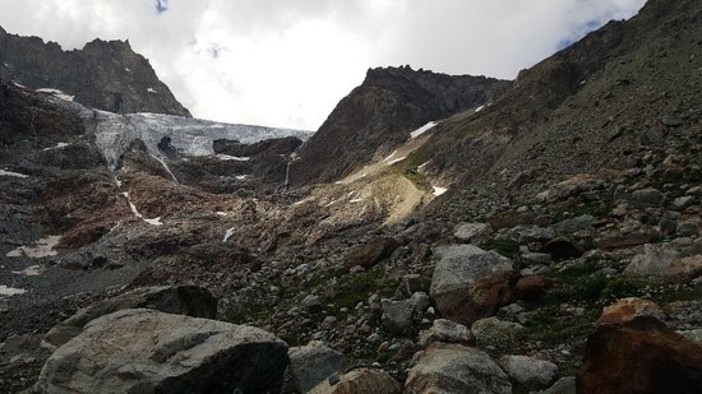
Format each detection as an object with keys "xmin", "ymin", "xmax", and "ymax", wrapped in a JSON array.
[{"xmin": 0, "ymin": 0, "xmax": 647, "ymax": 130}]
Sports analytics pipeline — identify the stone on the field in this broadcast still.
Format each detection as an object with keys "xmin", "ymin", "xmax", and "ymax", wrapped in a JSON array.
[
  {"xmin": 515, "ymin": 275, "xmax": 550, "ymax": 300},
  {"xmin": 381, "ymin": 292, "xmax": 430, "ymax": 333},
  {"xmin": 430, "ymin": 245, "xmax": 516, "ymax": 326},
  {"xmin": 309, "ymin": 368, "xmax": 401, "ymax": 394},
  {"xmin": 471, "ymin": 317, "xmax": 524, "ymax": 345},
  {"xmin": 496, "ymin": 225, "xmax": 555, "ymax": 244},
  {"xmin": 522, "ymin": 252, "xmax": 552, "ymax": 264},
  {"xmin": 630, "ymin": 188, "xmax": 665, "ymax": 207},
  {"xmin": 598, "ymin": 298, "xmax": 665, "ymax": 325},
  {"xmin": 418, "ymin": 318, "xmax": 475, "ymax": 347},
  {"xmin": 672, "ymin": 196, "xmax": 695, "ymax": 209},
  {"xmin": 498, "ymin": 355, "xmax": 558, "ymax": 386},
  {"xmin": 405, "ymin": 343, "xmax": 511, "ymax": 394},
  {"xmin": 677, "ymin": 218, "xmax": 701, "ymax": 237},
  {"xmin": 34, "ymin": 309, "xmax": 288, "ymax": 393},
  {"xmin": 396, "ymin": 274, "xmax": 432, "ymax": 297},
  {"xmin": 453, "ymin": 222, "xmax": 493, "ymax": 244},
  {"xmin": 42, "ymin": 285, "xmax": 217, "ymax": 350},
  {"xmin": 542, "ymin": 237, "xmax": 585, "ymax": 259},
  {"xmin": 542, "ymin": 376, "xmax": 576, "ymax": 394},
  {"xmin": 301, "ymin": 294, "xmax": 323, "ymax": 314},
  {"xmin": 288, "ymin": 341, "xmax": 348, "ymax": 393},
  {"xmin": 342, "ymin": 237, "xmax": 401, "ymax": 270},
  {"xmin": 578, "ymin": 317, "xmax": 702, "ymax": 393},
  {"xmin": 624, "ymin": 245, "xmax": 702, "ymax": 280}
]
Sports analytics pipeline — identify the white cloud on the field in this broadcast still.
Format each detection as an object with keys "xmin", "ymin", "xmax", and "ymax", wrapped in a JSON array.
[{"xmin": 0, "ymin": 0, "xmax": 646, "ymax": 130}]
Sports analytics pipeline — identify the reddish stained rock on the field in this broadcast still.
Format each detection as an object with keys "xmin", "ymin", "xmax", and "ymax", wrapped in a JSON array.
[
  {"xmin": 597, "ymin": 298, "xmax": 665, "ymax": 325},
  {"xmin": 577, "ymin": 317, "xmax": 702, "ymax": 394},
  {"xmin": 516, "ymin": 275, "xmax": 550, "ymax": 300},
  {"xmin": 594, "ymin": 231, "xmax": 660, "ymax": 250},
  {"xmin": 342, "ymin": 236, "xmax": 401, "ymax": 270}
]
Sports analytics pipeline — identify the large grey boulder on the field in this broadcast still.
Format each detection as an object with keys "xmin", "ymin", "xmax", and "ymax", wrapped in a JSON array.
[
  {"xmin": 430, "ymin": 245, "xmax": 516, "ymax": 325},
  {"xmin": 418, "ymin": 318, "xmax": 475, "ymax": 347},
  {"xmin": 624, "ymin": 245, "xmax": 702, "ymax": 280},
  {"xmin": 498, "ymin": 355, "xmax": 558, "ymax": 386},
  {"xmin": 405, "ymin": 343, "xmax": 512, "ymax": 393},
  {"xmin": 309, "ymin": 368, "xmax": 400, "ymax": 394},
  {"xmin": 34, "ymin": 309, "xmax": 288, "ymax": 394},
  {"xmin": 381, "ymin": 292, "xmax": 431, "ymax": 333},
  {"xmin": 288, "ymin": 341, "xmax": 348, "ymax": 393},
  {"xmin": 453, "ymin": 222, "xmax": 493, "ymax": 244},
  {"xmin": 42, "ymin": 285, "xmax": 217, "ymax": 351}
]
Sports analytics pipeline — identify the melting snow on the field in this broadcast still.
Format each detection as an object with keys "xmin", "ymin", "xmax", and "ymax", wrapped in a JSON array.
[
  {"xmin": 147, "ymin": 88, "xmax": 158, "ymax": 94},
  {"xmin": 0, "ymin": 286, "xmax": 26, "ymax": 296},
  {"xmin": 432, "ymin": 186, "xmax": 448, "ymax": 197},
  {"xmin": 385, "ymin": 157, "xmax": 407, "ymax": 166},
  {"xmin": 36, "ymin": 88, "xmax": 74, "ymax": 101},
  {"xmin": 43, "ymin": 142, "xmax": 71, "ymax": 151},
  {"xmin": 350, "ymin": 198, "xmax": 364, "ymax": 203},
  {"xmin": 475, "ymin": 105, "xmax": 485, "ymax": 113},
  {"xmin": 122, "ymin": 192, "xmax": 163, "ymax": 226},
  {"xmin": 6, "ymin": 235, "xmax": 61, "ymax": 258},
  {"xmin": 410, "ymin": 121, "xmax": 437, "ymax": 139},
  {"xmin": 222, "ymin": 227, "xmax": 237, "ymax": 243},
  {"xmin": 150, "ymin": 154, "xmax": 179, "ymax": 183},
  {"xmin": 125, "ymin": 67, "xmax": 131, "ymax": 72},
  {"xmin": 12, "ymin": 265, "xmax": 44, "ymax": 277},
  {"xmin": 383, "ymin": 150, "xmax": 399, "ymax": 162},
  {"xmin": 0, "ymin": 169, "xmax": 29, "ymax": 178},
  {"xmin": 13, "ymin": 82, "xmax": 26, "ymax": 88},
  {"xmin": 417, "ymin": 161, "xmax": 431, "ymax": 172},
  {"xmin": 235, "ymin": 175, "xmax": 248, "ymax": 181},
  {"xmin": 216, "ymin": 211, "xmax": 228, "ymax": 216},
  {"xmin": 215, "ymin": 154, "xmax": 250, "ymax": 162}
]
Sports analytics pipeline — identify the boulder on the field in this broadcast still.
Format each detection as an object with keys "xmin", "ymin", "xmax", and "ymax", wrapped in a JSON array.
[
  {"xmin": 34, "ymin": 309, "xmax": 289, "ymax": 393},
  {"xmin": 496, "ymin": 225, "xmax": 555, "ymax": 244},
  {"xmin": 515, "ymin": 275, "xmax": 550, "ymax": 300},
  {"xmin": 624, "ymin": 245, "xmax": 702, "ymax": 280},
  {"xmin": 288, "ymin": 341, "xmax": 348, "ymax": 393},
  {"xmin": 598, "ymin": 297, "xmax": 665, "ymax": 325},
  {"xmin": 342, "ymin": 237, "xmax": 401, "ymax": 270},
  {"xmin": 630, "ymin": 188, "xmax": 665, "ymax": 207},
  {"xmin": 42, "ymin": 285, "xmax": 217, "ymax": 350},
  {"xmin": 542, "ymin": 376, "xmax": 576, "ymax": 394},
  {"xmin": 405, "ymin": 343, "xmax": 511, "ymax": 393},
  {"xmin": 381, "ymin": 292, "xmax": 430, "ymax": 334},
  {"xmin": 577, "ymin": 317, "xmax": 702, "ymax": 393},
  {"xmin": 471, "ymin": 317, "xmax": 524, "ymax": 345},
  {"xmin": 453, "ymin": 222, "xmax": 493, "ymax": 244},
  {"xmin": 498, "ymin": 355, "xmax": 558, "ymax": 386},
  {"xmin": 418, "ymin": 319, "xmax": 475, "ymax": 347},
  {"xmin": 542, "ymin": 237, "xmax": 585, "ymax": 259},
  {"xmin": 309, "ymin": 368, "xmax": 401, "ymax": 394},
  {"xmin": 430, "ymin": 245, "xmax": 516, "ymax": 326}
]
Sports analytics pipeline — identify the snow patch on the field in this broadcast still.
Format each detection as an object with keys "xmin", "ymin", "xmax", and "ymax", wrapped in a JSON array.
[
  {"xmin": 410, "ymin": 121, "xmax": 437, "ymax": 139},
  {"xmin": 147, "ymin": 88, "xmax": 158, "ymax": 94},
  {"xmin": 0, "ymin": 169, "xmax": 29, "ymax": 178},
  {"xmin": 383, "ymin": 150, "xmax": 399, "ymax": 162},
  {"xmin": 432, "ymin": 186, "xmax": 448, "ymax": 197},
  {"xmin": 350, "ymin": 198, "xmax": 364, "ymax": 203},
  {"xmin": 122, "ymin": 192, "xmax": 163, "ymax": 226},
  {"xmin": 6, "ymin": 235, "xmax": 61, "ymax": 258},
  {"xmin": 215, "ymin": 154, "xmax": 250, "ymax": 162},
  {"xmin": 475, "ymin": 105, "xmax": 485, "ymax": 113},
  {"xmin": 12, "ymin": 265, "xmax": 44, "ymax": 277},
  {"xmin": 12, "ymin": 82, "xmax": 26, "ymax": 88},
  {"xmin": 235, "ymin": 175, "xmax": 248, "ymax": 181},
  {"xmin": 216, "ymin": 211, "xmax": 228, "ymax": 216},
  {"xmin": 43, "ymin": 142, "xmax": 71, "ymax": 151},
  {"xmin": 417, "ymin": 161, "xmax": 431, "ymax": 172},
  {"xmin": 125, "ymin": 67, "xmax": 131, "ymax": 72},
  {"xmin": 36, "ymin": 88, "xmax": 74, "ymax": 101},
  {"xmin": 222, "ymin": 227, "xmax": 237, "ymax": 243},
  {"xmin": 150, "ymin": 154, "xmax": 178, "ymax": 183},
  {"xmin": 385, "ymin": 157, "xmax": 406, "ymax": 166},
  {"xmin": 0, "ymin": 286, "xmax": 26, "ymax": 296}
]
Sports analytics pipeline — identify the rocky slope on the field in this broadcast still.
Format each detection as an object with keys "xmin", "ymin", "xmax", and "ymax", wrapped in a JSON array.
[
  {"xmin": 291, "ymin": 66, "xmax": 509, "ymax": 185},
  {"xmin": 0, "ymin": 25, "xmax": 190, "ymax": 116},
  {"xmin": 1, "ymin": 0, "xmax": 702, "ymax": 392}
]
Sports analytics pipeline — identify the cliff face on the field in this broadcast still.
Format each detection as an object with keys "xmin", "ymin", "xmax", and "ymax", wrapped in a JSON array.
[
  {"xmin": 290, "ymin": 66, "xmax": 510, "ymax": 185},
  {"xmin": 0, "ymin": 28, "xmax": 190, "ymax": 116}
]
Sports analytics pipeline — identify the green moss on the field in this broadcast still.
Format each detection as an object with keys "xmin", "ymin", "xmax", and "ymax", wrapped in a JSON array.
[
  {"xmin": 480, "ymin": 239, "xmax": 520, "ymax": 258},
  {"xmin": 324, "ymin": 270, "xmax": 400, "ymax": 318},
  {"xmin": 401, "ymin": 168, "xmax": 432, "ymax": 192}
]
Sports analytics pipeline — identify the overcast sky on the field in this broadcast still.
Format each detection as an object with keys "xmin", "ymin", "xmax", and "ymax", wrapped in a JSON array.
[{"xmin": 0, "ymin": 0, "xmax": 646, "ymax": 130}]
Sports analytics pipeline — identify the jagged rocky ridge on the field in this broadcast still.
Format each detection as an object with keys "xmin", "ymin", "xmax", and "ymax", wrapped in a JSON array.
[
  {"xmin": 1, "ymin": 0, "xmax": 702, "ymax": 392},
  {"xmin": 0, "ymin": 25, "xmax": 190, "ymax": 116},
  {"xmin": 291, "ymin": 66, "xmax": 509, "ymax": 185}
]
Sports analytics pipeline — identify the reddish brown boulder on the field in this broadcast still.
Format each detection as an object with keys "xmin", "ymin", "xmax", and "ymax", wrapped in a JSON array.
[
  {"xmin": 577, "ymin": 317, "xmax": 702, "ymax": 393},
  {"xmin": 342, "ymin": 237, "xmax": 401, "ymax": 270},
  {"xmin": 516, "ymin": 275, "xmax": 550, "ymax": 300},
  {"xmin": 597, "ymin": 298, "xmax": 665, "ymax": 325}
]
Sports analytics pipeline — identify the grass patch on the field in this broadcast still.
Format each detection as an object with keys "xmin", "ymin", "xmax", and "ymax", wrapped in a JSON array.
[{"xmin": 324, "ymin": 270, "xmax": 400, "ymax": 318}]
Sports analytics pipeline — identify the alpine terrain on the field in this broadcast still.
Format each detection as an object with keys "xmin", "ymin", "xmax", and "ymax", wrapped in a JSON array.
[{"xmin": 1, "ymin": 0, "xmax": 701, "ymax": 393}]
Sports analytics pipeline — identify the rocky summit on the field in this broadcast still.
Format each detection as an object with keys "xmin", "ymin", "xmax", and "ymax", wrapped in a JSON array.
[{"xmin": 1, "ymin": 0, "xmax": 702, "ymax": 393}]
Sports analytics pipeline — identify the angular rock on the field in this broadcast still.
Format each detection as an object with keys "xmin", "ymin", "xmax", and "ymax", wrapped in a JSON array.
[
  {"xmin": 515, "ymin": 275, "xmax": 550, "ymax": 300},
  {"xmin": 342, "ymin": 237, "xmax": 401, "ymax": 270},
  {"xmin": 542, "ymin": 237, "xmax": 585, "ymax": 259},
  {"xmin": 301, "ymin": 294, "xmax": 323, "ymax": 314},
  {"xmin": 43, "ymin": 285, "xmax": 217, "ymax": 350},
  {"xmin": 624, "ymin": 245, "xmax": 702, "ymax": 280},
  {"xmin": 288, "ymin": 341, "xmax": 348, "ymax": 393},
  {"xmin": 630, "ymin": 188, "xmax": 665, "ymax": 207},
  {"xmin": 598, "ymin": 297, "xmax": 665, "ymax": 325},
  {"xmin": 381, "ymin": 292, "xmax": 430, "ymax": 333},
  {"xmin": 418, "ymin": 319, "xmax": 475, "ymax": 347},
  {"xmin": 430, "ymin": 245, "xmax": 516, "ymax": 326},
  {"xmin": 309, "ymin": 368, "xmax": 401, "ymax": 394},
  {"xmin": 542, "ymin": 376, "xmax": 576, "ymax": 394},
  {"xmin": 677, "ymin": 218, "xmax": 701, "ymax": 237},
  {"xmin": 454, "ymin": 222, "xmax": 493, "ymax": 244},
  {"xmin": 578, "ymin": 317, "xmax": 702, "ymax": 393},
  {"xmin": 498, "ymin": 355, "xmax": 558, "ymax": 386},
  {"xmin": 496, "ymin": 225, "xmax": 556, "ymax": 244},
  {"xmin": 35, "ymin": 309, "xmax": 289, "ymax": 394},
  {"xmin": 405, "ymin": 343, "xmax": 511, "ymax": 394},
  {"xmin": 471, "ymin": 317, "xmax": 524, "ymax": 345}
]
